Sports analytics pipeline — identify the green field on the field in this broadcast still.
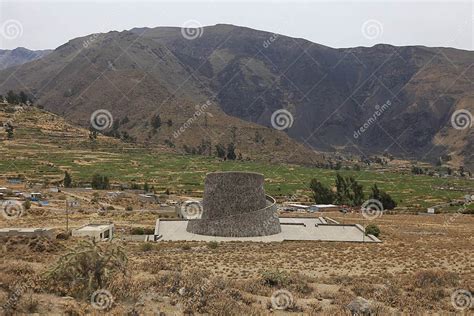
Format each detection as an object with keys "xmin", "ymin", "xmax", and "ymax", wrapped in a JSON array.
[{"xmin": 1, "ymin": 142, "xmax": 471, "ymax": 209}]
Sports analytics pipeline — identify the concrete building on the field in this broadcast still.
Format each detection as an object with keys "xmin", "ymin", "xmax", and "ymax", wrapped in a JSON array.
[
  {"xmin": 0, "ymin": 228, "xmax": 55, "ymax": 239},
  {"xmin": 72, "ymin": 223, "xmax": 114, "ymax": 241}
]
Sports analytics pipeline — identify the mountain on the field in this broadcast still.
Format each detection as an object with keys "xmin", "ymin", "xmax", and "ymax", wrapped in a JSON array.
[
  {"xmin": 0, "ymin": 24, "xmax": 472, "ymax": 168},
  {"xmin": 0, "ymin": 47, "xmax": 52, "ymax": 70}
]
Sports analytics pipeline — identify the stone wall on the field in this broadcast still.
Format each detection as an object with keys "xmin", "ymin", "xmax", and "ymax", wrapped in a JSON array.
[{"xmin": 186, "ymin": 172, "xmax": 281, "ymax": 237}]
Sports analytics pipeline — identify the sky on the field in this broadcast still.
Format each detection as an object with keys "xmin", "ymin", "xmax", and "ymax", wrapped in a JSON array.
[{"xmin": 0, "ymin": 0, "xmax": 472, "ymax": 51}]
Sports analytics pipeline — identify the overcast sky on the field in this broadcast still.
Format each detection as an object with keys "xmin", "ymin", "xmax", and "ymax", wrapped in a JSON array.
[{"xmin": 0, "ymin": 0, "xmax": 472, "ymax": 51}]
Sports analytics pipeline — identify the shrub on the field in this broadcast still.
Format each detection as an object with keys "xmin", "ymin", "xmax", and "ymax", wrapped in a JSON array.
[
  {"xmin": 207, "ymin": 241, "xmax": 219, "ymax": 249},
  {"xmin": 261, "ymin": 270, "xmax": 289, "ymax": 287},
  {"xmin": 125, "ymin": 205, "xmax": 133, "ymax": 211},
  {"xmin": 140, "ymin": 243, "xmax": 153, "ymax": 252},
  {"xmin": 181, "ymin": 244, "xmax": 192, "ymax": 251},
  {"xmin": 46, "ymin": 240, "xmax": 127, "ymax": 298},
  {"xmin": 23, "ymin": 200, "xmax": 31, "ymax": 210},
  {"xmin": 365, "ymin": 224, "xmax": 380, "ymax": 237}
]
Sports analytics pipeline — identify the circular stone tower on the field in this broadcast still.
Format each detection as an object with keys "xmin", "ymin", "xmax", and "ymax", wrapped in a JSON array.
[{"xmin": 186, "ymin": 172, "xmax": 281, "ymax": 237}]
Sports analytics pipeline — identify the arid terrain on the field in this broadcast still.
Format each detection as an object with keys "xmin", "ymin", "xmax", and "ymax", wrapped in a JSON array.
[{"xmin": 1, "ymin": 104, "xmax": 473, "ymax": 315}]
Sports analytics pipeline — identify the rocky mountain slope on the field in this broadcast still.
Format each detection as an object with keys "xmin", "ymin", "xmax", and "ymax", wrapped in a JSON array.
[
  {"xmin": 0, "ymin": 47, "xmax": 52, "ymax": 70},
  {"xmin": 0, "ymin": 24, "xmax": 472, "ymax": 168}
]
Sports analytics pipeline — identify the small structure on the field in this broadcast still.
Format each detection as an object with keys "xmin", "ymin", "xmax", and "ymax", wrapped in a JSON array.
[
  {"xmin": 7, "ymin": 178, "xmax": 22, "ymax": 184},
  {"xmin": 138, "ymin": 193, "xmax": 159, "ymax": 204},
  {"xmin": 309, "ymin": 204, "xmax": 339, "ymax": 212},
  {"xmin": 49, "ymin": 187, "xmax": 60, "ymax": 193},
  {"xmin": 30, "ymin": 193, "xmax": 42, "ymax": 201},
  {"xmin": 72, "ymin": 223, "xmax": 114, "ymax": 241},
  {"xmin": 284, "ymin": 203, "xmax": 309, "ymax": 211},
  {"xmin": 0, "ymin": 228, "xmax": 55, "ymax": 239},
  {"xmin": 427, "ymin": 208, "xmax": 435, "ymax": 214},
  {"xmin": 0, "ymin": 187, "xmax": 9, "ymax": 194}
]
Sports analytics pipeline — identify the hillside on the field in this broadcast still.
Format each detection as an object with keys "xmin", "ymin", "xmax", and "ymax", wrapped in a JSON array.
[
  {"xmin": 0, "ymin": 47, "xmax": 52, "ymax": 70},
  {"xmin": 0, "ymin": 24, "xmax": 472, "ymax": 168}
]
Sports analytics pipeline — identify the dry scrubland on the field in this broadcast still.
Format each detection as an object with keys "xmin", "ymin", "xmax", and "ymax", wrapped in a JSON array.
[
  {"xmin": 1, "ymin": 106, "xmax": 473, "ymax": 314},
  {"xmin": 1, "ymin": 211, "xmax": 473, "ymax": 315}
]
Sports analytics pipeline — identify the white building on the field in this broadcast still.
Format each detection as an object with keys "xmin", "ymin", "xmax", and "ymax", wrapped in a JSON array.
[{"xmin": 72, "ymin": 223, "xmax": 114, "ymax": 241}]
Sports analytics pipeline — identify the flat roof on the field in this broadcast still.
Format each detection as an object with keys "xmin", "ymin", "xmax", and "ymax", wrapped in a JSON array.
[{"xmin": 75, "ymin": 224, "xmax": 113, "ymax": 232}]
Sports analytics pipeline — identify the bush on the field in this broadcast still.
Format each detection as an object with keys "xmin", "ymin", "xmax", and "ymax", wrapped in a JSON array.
[
  {"xmin": 23, "ymin": 200, "xmax": 31, "ymax": 210},
  {"xmin": 46, "ymin": 240, "xmax": 127, "ymax": 298},
  {"xmin": 140, "ymin": 243, "xmax": 153, "ymax": 252},
  {"xmin": 261, "ymin": 270, "xmax": 289, "ymax": 287},
  {"xmin": 130, "ymin": 227, "xmax": 154, "ymax": 235},
  {"xmin": 365, "ymin": 224, "xmax": 380, "ymax": 237},
  {"xmin": 125, "ymin": 205, "xmax": 133, "ymax": 211},
  {"xmin": 181, "ymin": 244, "xmax": 192, "ymax": 251},
  {"xmin": 207, "ymin": 241, "xmax": 219, "ymax": 249}
]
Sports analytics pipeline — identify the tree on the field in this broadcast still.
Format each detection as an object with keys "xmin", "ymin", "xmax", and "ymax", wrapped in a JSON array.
[
  {"xmin": 6, "ymin": 90, "xmax": 18, "ymax": 104},
  {"xmin": 150, "ymin": 114, "xmax": 161, "ymax": 130},
  {"xmin": 226, "ymin": 143, "xmax": 236, "ymax": 160},
  {"xmin": 91, "ymin": 174, "xmax": 110, "ymax": 190},
  {"xmin": 215, "ymin": 143, "xmax": 226, "ymax": 158},
  {"xmin": 369, "ymin": 184, "xmax": 396, "ymax": 210},
  {"xmin": 4, "ymin": 122, "xmax": 14, "ymax": 139},
  {"xmin": 19, "ymin": 91, "xmax": 28, "ymax": 104},
  {"xmin": 309, "ymin": 179, "xmax": 335, "ymax": 204},
  {"xmin": 64, "ymin": 171, "xmax": 72, "ymax": 188},
  {"xmin": 334, "ymin": 174, "xmax": 364, "ymax": 206},
  {"xmin": 144, "ymin": 182, "xmax": 150, "ymax": 193}
]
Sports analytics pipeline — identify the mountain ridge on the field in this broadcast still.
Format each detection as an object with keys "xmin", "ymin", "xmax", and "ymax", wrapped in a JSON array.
[{"xmin": 0, "ymin": 24, "xmax": 472, "ymax": 168}]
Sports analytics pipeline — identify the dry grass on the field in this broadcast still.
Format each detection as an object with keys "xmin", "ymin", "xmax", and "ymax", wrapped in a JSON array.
[{"xmin": 0, "ymin": 211, "xmax": 473, "ymax": 314}]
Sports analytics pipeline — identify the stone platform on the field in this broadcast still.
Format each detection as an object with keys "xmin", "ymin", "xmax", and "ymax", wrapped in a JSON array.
[{"xmin": 156, "ymin": 217, "xmax": 381, "ymax": 243}]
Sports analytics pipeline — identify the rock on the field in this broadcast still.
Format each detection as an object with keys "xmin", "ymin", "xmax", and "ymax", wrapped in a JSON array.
[{"xmin": 347, "ymin": 296, "xmax": 372, "ymax": 316}]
